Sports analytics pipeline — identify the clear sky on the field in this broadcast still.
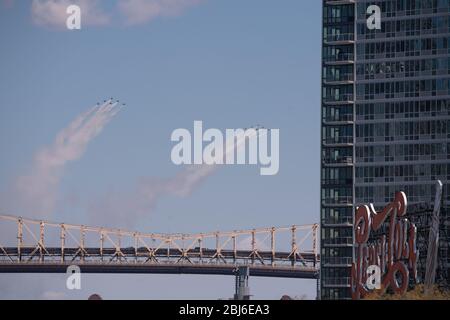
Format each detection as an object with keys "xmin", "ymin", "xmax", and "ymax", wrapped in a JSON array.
[{"xmin": 0, "ymin": 0, "xmax": 322, "ymax": 299}]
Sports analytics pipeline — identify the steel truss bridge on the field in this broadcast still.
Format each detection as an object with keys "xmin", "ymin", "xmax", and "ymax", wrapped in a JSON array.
[{"xmin": 0, "ymin": 215, "xmax": 320, "ymax": 279}]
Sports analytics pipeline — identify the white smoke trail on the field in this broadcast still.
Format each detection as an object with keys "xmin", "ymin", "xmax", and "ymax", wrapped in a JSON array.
[
  {"xmin": 89, "ymin": 129, "xmax": 262, "ymax": 228},
  {"xmin": 166, "ymin": 128, "xmax": 259, "ymax": 197},
  {"xmin": 4, "ymin": 101, "xmax": 121, "ymax": 218}
]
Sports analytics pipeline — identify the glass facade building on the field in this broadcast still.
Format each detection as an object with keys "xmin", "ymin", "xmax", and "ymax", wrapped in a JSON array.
[{"xmin": 321, "ymin": 0, "xmax": 450, "ymax": 299}]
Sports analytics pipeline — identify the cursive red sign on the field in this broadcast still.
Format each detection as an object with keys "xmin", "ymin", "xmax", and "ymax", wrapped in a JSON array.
[{"xmin": 351, "ymin": 192, "xmax": 419, "ymax": 299}]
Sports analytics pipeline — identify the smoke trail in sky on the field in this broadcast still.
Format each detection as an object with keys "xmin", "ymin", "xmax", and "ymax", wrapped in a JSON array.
[
  {"xmin": 89, "ymin": 129, "xmax": 261, "ymax": 228},
  {"xmin": 166, "ymin": 128, "xmax": 259, "ymax": 197},
  {"xmin": 4, "ymin": 101, "xmax": 122, "ymax": 218}
]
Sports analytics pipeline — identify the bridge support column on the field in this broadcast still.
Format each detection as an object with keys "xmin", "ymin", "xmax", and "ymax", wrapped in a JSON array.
[
  {"xmin": 17, "ymin": 218, "xmax": 23, "ymax": 262},
  {"xmin": 232, "ymin": 235, "xmax": 237, "ymax": 264},
  {"xmin": 198, "ymin": 238, "xmax": 203, "ymax": 263},
  {"xmin": 39, "ymin": 221, "xmax": 44, "ymax": 262},
  {"xmin": 291, "ymin": 226, "xmax": 297, "ymax": 266},
  {"xmin": 60, "ymin": 225, "xmax": 65, "ymax": 263},
  {"xmin": 100, "ymin": 231, "xmax": 104, "ymax": 261},
  {"xmin": 233, "ymin": 266, "xmax": 250, "ymax": 300},
  {"xmin": 80, "ymin": 226, "xmax": 85, "ymax": 262},
  {"xmin": 251, "ymin": 230, "xmax": 256, "ymax": 265},
  {"xmin": 271, "ymin": 227, "xmax": 275, "ymax": 266},
  {"xmin": 134, "ymin": 233, "xmax": 138, "ymax": 263}
]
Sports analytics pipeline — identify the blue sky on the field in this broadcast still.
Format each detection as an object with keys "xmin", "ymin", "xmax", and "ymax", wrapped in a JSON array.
[{"xmin": 0, "ymin": 0, "xmax": 322, "ymax": 299}]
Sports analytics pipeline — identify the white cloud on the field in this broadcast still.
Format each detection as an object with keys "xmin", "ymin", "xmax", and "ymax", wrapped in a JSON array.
[
  {"xmin": 28, "ymin": 0, "xmax": 205, "ymax": 29},
  {"xmin": 4, "ymin": 102, "xmax": 121, "ymax": 219},
  {"xmin": 118, "ymin": 0, "xmax": 204, "ymax": 25},
  {"xmin": 5, "ymin": 0, "xmax": 206, "ymax": 29},
  {"xmin": 31, "ymin": 0, "xmax": 110, "ymax": 28}
]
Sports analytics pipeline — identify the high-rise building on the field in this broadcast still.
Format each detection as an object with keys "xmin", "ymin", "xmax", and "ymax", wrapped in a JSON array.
[{"xmin": 321, "ymin": 0, "xmax": 450, "ymax": 300}]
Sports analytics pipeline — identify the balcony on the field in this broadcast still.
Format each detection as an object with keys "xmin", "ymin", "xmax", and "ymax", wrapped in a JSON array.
[
  {"xmin": 322, "ymin": 156, "xmax": 353, "ymax": 167},
  {"xmin": 321, "ymin": 257, "xmax": 353, "ymax": 266},
  {"xmin": 322, "ymin": 216, "xmax": 353, "ymax": 227},
  {"xmin": 324, "ymin": 34, "xmax": 354, "ymax": 45},
  {"xmin": 323, "ymin": 73, "xmax": 354, "ymax": 85},
  {"xmin": 322, "ymin": 237, "xmax": 354, "ymax": 246},
  {"xmin": 323, "ymin": 94, "xmax": 354, "ymax": 105},
  {"xmin": 322, "ymin": 196, "xmax": 353, "ymax": 207},
  {"xmin": 322, "ymin": 277, "xmax": 352, "ymax": 288},
  {"xmin": 321, "ymin": 178, "xmax": 353, "ymax": 186},
  {"xmin": 322, "ymin": 113, "xmax": 354, "ymax": 124},
  {"xmin": 323, "ymin": 53, "xmax": 354, "ymax": 65},
  {"xmin": 322, "ymin": 136, "xmax": 353, "ymax": 146},
  {"xmin": 326, "ymin": 0, "xmax": 355, "ymax": 4}
]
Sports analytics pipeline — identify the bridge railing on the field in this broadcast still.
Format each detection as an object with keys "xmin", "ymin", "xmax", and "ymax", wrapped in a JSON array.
[{"xmin": 0, "ymin": 215, "xmax": 319, "ymax": 270}]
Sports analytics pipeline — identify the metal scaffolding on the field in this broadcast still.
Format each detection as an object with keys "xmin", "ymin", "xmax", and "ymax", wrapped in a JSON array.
[
  {"xmin": 408, "ymin": 200, "xmax": 450, "ymax": 290},
  {"xmin": 0, "ymin": 215, "xmax": 320, "ymax": 278}
]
